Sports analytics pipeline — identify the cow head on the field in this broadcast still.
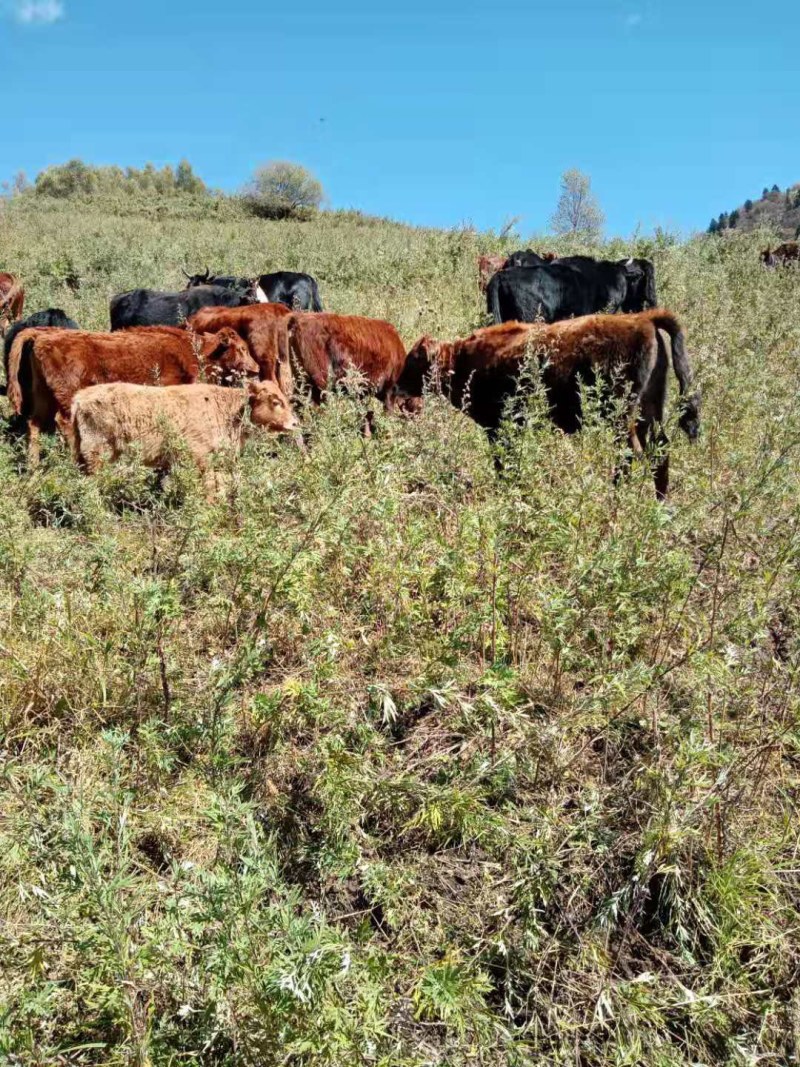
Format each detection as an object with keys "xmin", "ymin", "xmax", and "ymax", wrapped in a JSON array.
[
  {"xmin": 247, "ymin": 380, "xmax": 299, "ymax": 432},
  {"xmin": 201, "ymin": 328, "xmax": 259, "ymax": 382},
  {"xmin": 183, "ymin": 267, "xmax": 212, "ymax": 289},
  {"xmin": 506, "ymin": 249, "xmax": 546, "ymax": 269},
  {"xmin": 619, "ymin": 258, "xmax": 657, "ymax": 312},
  {"xmin": 397, "ymin": 335, "xmax": 442, "ymax": 408}
]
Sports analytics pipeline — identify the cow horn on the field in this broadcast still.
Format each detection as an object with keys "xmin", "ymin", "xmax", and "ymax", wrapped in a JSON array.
[
  {"xmin": 181, "ymin": 267, "xmax": 192, "ymax": 279},
  {"xmin": 626, "ymin": 257, "xmax": 634, "ymax": 265}
]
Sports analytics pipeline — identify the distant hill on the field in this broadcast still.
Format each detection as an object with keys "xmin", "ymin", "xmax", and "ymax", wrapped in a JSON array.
[{"xmin": 709, "ymin": 183, "xmax": 800, "ymax": 239}]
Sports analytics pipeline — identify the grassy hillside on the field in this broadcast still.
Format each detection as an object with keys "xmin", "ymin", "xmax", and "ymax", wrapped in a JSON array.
[
  {"xmin": 711, "ymin": 183, "xmax": 800, "ymax": 240},
  {"xmin": 1, "ymin": 196, "xmax": 800, "ymax": 1066}
]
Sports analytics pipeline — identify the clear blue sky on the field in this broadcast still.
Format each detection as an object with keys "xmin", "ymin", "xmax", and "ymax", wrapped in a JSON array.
[{"xmin": 1, "ymin": 0, "xmax": 798, "ymax": 236}]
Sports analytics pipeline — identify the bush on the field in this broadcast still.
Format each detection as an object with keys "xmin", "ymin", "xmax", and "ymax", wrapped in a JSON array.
[{"xmin": 243, "ymin": 160, "xmax": 324, "ymax": 219}]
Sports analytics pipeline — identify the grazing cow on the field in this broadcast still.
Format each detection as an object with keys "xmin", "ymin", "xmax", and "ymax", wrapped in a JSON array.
[
  {"xmin": 110, "ymin": 284, "xmax": 257, "ymax": 330},
  {"xmin": 7, "ymin": 325, "xmax": 258, "ymax": 464},
  {"xmin": 187, "ymin": 303, "xmax": 293, "ymax": 396},
  {"xmin": 398, "ymin": 310, "xmax": 700, "ymax": 498},
  {"xmin": 71, "ymin": 380, "xmax": 298, "ymax": 482},
  {"xmin": 487, "ymin": 256, "xmax": 657, "ymax": 324},
  {"xmin": 286, "ymin": 313, "xmax": 406, "ymax": 416},
  {"xmin": 3, "ymin": 309, "xmax": 79, "ymax": 394},
  {"xmin": 761, "ymin": 243, "xmax": 800, "ymax": 267},
  {"xmin": 0, "ymin": 273, "xmax": 24, "ymax": 334},
  {"xmin": 478, "ymin": 254, "xmax": 509, "ymax": 292}
]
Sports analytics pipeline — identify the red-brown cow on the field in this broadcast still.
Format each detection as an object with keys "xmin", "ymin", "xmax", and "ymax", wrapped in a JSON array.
[
  {"xmin": 286, "ymin": 313, "xmax": 407, "ymax": 418},
  {"xmin": 761, "ymin": 242, "xmax": 800, "ymax": 267},
  {"xmin": 477, "ymin": 254, "xmax": 508, "ymax": 292},
  {"xmin": 187, "ymin": 303, "xmax": 293, "ymax": 395},
  {"xmin": 7, "ymin": 325, "xmax": 258, "ymax": 464},
  {"xmin": 398, "ymin": 310, "xmax": 700, "ymax": 499},
  {"xmin": 0, "ymin": 273, "xmax": 24, "ymax": 334}
]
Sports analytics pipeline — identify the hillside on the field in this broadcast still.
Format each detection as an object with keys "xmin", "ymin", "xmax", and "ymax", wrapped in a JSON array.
[
  {"xmin": 709, "ymin": 182, "xmax": 800, "ymax": 239},
  {"xmin": 1, "ymin": 195, "xmax": 800, "ymax": 1066}
]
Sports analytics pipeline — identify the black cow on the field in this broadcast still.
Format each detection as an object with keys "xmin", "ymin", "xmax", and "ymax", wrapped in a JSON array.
[
  {"xmin": 184, "ymin": 269, "xmax": 322, "ymax": 311},
  {"xmin": 2, "ymin": 308, "xmax": 79, "ymax": 394},
  {"xmin": 183, "ymin": 269, "xmax": 257, "ymax": 294},
  {"xmin": 487, "ymin": 257, "xmax": 656, "ymax": 324},
  {"xmin": 256, "ymin": 272, "xmax": 323, "ymax": 311},
  {"xmin": 505, "ymin": 249, "xmax": 555, "ymax": 268},
  {"xmin": 110, "ymin": 285, "xmax": 255, "ymax": 331}
]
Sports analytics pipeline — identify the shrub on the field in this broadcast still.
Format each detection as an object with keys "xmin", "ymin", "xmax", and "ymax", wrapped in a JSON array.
[{"xmin": 242, "ymin": 160, "xmax": 324, "ymax": 219}]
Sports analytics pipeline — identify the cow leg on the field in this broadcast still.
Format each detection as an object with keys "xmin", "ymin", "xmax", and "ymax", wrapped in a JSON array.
[
  {"xmin": 650, "ymin": 425, "xmax": 670, "ymax": 500},
  {"xmin": 27, "ymin": 422, "xmax": 41, "ymax": 467}
]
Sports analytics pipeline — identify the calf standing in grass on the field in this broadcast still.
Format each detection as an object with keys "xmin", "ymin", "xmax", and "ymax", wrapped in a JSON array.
[
  {"xmin": 399, "ymin": 310, "xmax": 700, "ymax": 498},
  {"xmin": 286, "ymin": 312, "xmax": 407, "ymax": 413},
  {"xmin": 71, "ymin": 380, "xmax": 298, "ymax": 484}
]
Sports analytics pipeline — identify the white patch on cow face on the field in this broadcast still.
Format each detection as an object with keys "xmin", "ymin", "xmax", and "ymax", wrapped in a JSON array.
[{"xmin": 256, "ymin": 286, "xmax": 269, "ymax": 303}]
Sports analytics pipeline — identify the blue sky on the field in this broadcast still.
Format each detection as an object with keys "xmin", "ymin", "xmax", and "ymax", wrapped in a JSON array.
[{"xmin": 1, "ymin": 0, "xmax": 798, "ymax": 236}]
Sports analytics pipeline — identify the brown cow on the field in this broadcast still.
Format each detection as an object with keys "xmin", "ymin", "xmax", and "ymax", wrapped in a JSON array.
[
  {"xmin": 399, "ymin": 310, "xmax": 700, "ymax": 499},
  {"xmin": 478, "ymin": 255, "xmax": 508, "ymax": 292},
  {"xmin": 286, "ymin": 313, "xmax": 407, "ymax": 420},
  {"xmin": 71, "ymin": 380, "xmax": 298, "ymax": 485},
  {"xmin": 0, "ymin": 273, "xmax": 24, "ymax": 334},
  {"xmin": 7, "ymin": 325, "xmax": 258, "ymax": 464},
  {"xmin": 761, "ymin": 242, "xmax": 800, "ymax": 267},
  {"xmin": 187, "ymin": 303, "xmax": 292, "ymax": 395}
]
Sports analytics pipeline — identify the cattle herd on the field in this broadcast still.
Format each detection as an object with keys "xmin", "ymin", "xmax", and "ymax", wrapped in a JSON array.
[{"xmin": 0, "ymin": 240, "xmax": 784, "ymax": 500}]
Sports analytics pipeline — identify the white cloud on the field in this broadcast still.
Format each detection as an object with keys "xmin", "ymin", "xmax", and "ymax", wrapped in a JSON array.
[
  {"xmin": 11, "ymin": 0, "xmax": 65, "ymax": 24},
  {"xmin": 625, "ymin": 11, "xmax": 643, "ymax": 27}
]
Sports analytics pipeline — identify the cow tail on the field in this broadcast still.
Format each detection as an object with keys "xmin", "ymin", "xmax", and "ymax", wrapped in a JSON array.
[
  {"xmin": 487, "ymin": 275, "xmax": 502, "ymax": 324},
  {"xmin": 311, "ymin": 281, "xmax": 323, "ymax": 313},
  {"xmin": 648, "ymin": 310, "xmax": 700, "ymax": 439},
  {"xmin": 6, "ymin": 331, "xmax": 33, "ymax": 415}
]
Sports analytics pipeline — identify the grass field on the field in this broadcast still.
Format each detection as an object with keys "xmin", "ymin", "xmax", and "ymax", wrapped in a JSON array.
[{"xmin": 2, "ymin": 191, "xmax": 800, "ymax": 1066}]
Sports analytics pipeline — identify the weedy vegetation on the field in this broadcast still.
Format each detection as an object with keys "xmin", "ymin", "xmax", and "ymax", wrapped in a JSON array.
[{"xmin": 1, "ymin": 190, "xmax": 800, "ymax": 1065}]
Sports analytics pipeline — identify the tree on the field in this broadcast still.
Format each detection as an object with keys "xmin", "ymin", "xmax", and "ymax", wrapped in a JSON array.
[
  {"xmin": 550, "ymin": 169, "xmax": 605, "ymax": 238},
  {"xmin": 708, "ymin": 218, "xmax": 719, "ymax": 234},
  {"xmin": 772, "ymin": 184, "xmax": 780, "ymax": 193},
  {"xmin": 729, "ymin": 209, "xmax": 740, "ymax": 228},
  {"xmin": 175, "ymin": 159, "xmax": 205, "ymax": 194},
  {"xmin": 243, "ymin": 161, "xmax": 324, "ymax": 219},
  {"xmin": 763, "ymin": 188, "xmax": 770, "ymax": 199},
  {"xmin": 35, "ymin": 159, "xmax": 96, "ymax": 198},
  {"xmin": 744, "ymin": 199, "xmax": 753, "ymax": 212}
]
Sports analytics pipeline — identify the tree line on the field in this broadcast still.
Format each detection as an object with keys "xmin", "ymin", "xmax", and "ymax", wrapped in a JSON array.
[{"xmin": 4, "ymin": 157, "xmax": 611, "ymax": 237}]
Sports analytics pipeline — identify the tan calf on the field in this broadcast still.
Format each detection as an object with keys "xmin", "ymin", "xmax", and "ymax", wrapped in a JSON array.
[{"xmin": 71, "ymin": 380, "xmax": 298, "ymax": 485}]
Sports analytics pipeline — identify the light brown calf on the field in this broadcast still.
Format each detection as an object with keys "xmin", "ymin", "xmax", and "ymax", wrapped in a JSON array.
[{"xmin": 70, "ymin": 380, "xmax": 298, "ymax": 486}]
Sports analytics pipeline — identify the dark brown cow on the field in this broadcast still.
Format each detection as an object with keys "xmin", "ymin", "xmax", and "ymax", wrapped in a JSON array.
[
  {"xmin": 0, "ymin": 273, "xmax": 24, "ymax": 334},
  {"xmin": 761, "ymin": 242, "xmax": 800, "ymax": 267},
  {"xmin": 187, "ymin": 303, "xmax": 293, "ymax": 396},
  {"xmin": 7, "ymin": 325, "xmax": 258, "ymax": 464},
  {"xmin": 478, "ymin": 255, "xmax": 509, "ymax": 292},
  {"xmin": 399, "ymin": 310, "xmax": 700, "ymax": 499},
  {"xmin": 286, "ymin": 313, "xmax": 407, "ymax": 415}
]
